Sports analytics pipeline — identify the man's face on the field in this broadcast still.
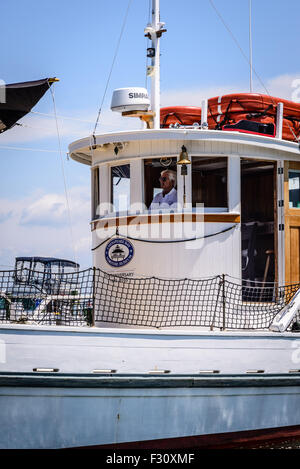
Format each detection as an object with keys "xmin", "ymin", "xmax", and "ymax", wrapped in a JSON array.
[{"xmin": 159, "ymin": 173, "xmax": 174, "ymax": 194}]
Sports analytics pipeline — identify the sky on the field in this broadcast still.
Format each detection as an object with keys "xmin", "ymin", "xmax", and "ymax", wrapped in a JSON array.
[{"xmin": 0, "ymin": 0, "xmax": 300, "ymax": 269}]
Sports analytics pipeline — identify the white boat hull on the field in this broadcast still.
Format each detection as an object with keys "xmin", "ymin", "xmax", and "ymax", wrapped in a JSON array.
[
  {"xmin": 1, "ymin": 373, "xmax": 300, "ymax": 449},
  {"xmin": 1, "ymin": 324, "xmax": 300, "ymax": 448},
  {"xmin": 0, "ymin": 324, "xmax": 300, "ymax": 374}
]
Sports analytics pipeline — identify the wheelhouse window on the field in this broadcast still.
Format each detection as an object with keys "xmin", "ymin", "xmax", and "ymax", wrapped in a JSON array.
[
  {"xmin": 240, "ymin": 159, "xmax": 276, "ymax": 286},
  {"xmin": 111, "ymin": 164, "xmax": 130, "ymax": 213},
  {"xmin": 192, "ymin": 157, "xmax": 228, "ymax": 210},
  {"xmin": 144, "ymin": 157, "xmax": 178, "ymax": 210},
  {"xmin": 91, "ymin": 167, "xmax": 99, "ymax": 220},
  {"xmin": 289, "ymin": 170, "xmax": 300, "ymax": 208}
]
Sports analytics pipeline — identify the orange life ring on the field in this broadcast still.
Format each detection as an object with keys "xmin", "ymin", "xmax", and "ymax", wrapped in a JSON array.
[{"xmin": 160, "ymin": 93, "xmax": 300, "ymax": 142}]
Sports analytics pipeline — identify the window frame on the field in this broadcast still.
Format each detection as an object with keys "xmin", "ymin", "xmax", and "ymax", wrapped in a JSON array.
[
  {"xmin": 91, "ymin": 166, "xmax": 100, "ymax": 220},
  {"xmin": 191, "ymin": 155, "xmax": 229, "ymax": 212},
  {"xmin": 110, "ymin": 162, "xmax": 131, "ymax": 215}
]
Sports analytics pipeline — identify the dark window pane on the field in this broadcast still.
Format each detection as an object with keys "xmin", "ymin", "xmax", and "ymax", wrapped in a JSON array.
[
  {"xmin": 192, "ymin": 157, "xmax": 227, "ymax": 208},
  {"xmin": 289, "ymin": 170, "xmax": 300, "ymax": 208}
]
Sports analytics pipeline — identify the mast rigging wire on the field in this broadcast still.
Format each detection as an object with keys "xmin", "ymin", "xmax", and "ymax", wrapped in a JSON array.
[
  {"xmin": 249, "ymin": 0, "xmax": 253, "ymax": 93},
  {"xmin": 30, "ymin": 110, "xmax": 95, "ymax": 124},
  {"xmin": 208, "ymin": 0, "xmax": 299, "ymax": 142},
  {"xmin": 208, "ymin": 0, "xmax": 273, "ymax": 100},
  {"xmin": 48, "ymin": 82, "xmax": 78, "ymax": 266},
  {"xmin": 92, "ymin": 0, "xmax": 133, "ymax": 135},
  {"xmin": 0, "ymin": 145, "xmax": 59, "ymax": 153}
]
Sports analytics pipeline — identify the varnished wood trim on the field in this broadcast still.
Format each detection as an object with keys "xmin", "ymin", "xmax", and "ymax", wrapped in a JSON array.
[
  {"xmin": 286, "ymin": 215, "xmax": 300, "ymax": 224},
  {"xmin": 284, "ymin": 161, "xmax": 300, "ymax": 284},
  {"xmin": 91, "ymin": 213, "xmax": 241, "ymax": 231},
  {"xmin": 203, "ymin": 214, "xmax": 240, "ymax": 223},
  {"xmin": 273, "ymin": 163, "xmax": 278, "ymax": 284},
  {"xmin": 287, "ymin": 161, "xmax": 300, "ymax": 171}
]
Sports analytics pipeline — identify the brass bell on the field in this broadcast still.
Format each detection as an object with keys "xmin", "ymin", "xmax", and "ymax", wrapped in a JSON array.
[
  {"xmin": 177, "ymin": 145, "xmax": 190, "ymax": 176},
  {"xmin": 177, "ymin": 145, "xmax": 191, "ymax": 166}
]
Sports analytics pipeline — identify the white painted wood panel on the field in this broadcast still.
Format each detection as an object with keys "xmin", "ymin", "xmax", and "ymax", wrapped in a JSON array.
[{"xmin": 93, "ymin": 222, "xmax": 240, "ymax": 279}]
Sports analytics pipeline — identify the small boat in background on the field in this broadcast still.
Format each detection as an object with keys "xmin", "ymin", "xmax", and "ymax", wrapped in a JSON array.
[{"xmin": 0, "ymin": 257, "xmax": 85, "ymax": 325}]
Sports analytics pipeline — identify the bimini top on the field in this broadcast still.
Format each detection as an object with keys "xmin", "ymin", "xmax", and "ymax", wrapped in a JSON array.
[{"xmin": 15, "ymin": 257, "xmax": 79, "ymax": 269}]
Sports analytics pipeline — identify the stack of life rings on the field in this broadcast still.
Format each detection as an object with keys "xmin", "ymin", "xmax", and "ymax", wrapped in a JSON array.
[{"xmin": 160, "ymin": 93, "xmax": 300, "ymax": 142}]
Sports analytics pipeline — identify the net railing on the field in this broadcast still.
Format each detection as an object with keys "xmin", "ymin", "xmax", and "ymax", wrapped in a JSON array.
[
  {"xmin": 95, "ymin": 271, "xmax": 220, "ymax": 328},
  {"xmin": 0, "ymin": 268, "xmax": 299, "ymax": 330},
  {"xmin": 0, "ymin": 268, "xmax": 94, "ymax": 326}
]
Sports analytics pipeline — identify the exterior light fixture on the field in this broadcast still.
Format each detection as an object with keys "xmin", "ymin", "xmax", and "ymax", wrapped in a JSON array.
[
  {"xmin": 147, "ymin": 47, "xmax": 156, "ymax": 58},
  {"xmin": 177, "ymin": 145, "xmax": 191, "ymax": 207}
]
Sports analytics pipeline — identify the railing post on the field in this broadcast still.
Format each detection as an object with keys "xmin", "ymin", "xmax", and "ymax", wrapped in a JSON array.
[
  {"xmin": 222, "ymin": 273, "xmax": 226, "ymax": 330},
  {"xmin": 210, "ymin": 275, "xmax": 224, "ymax": 331},
  {"xmin": 92, "ymin": 267, "xmax": 96, "ymax": 327}
]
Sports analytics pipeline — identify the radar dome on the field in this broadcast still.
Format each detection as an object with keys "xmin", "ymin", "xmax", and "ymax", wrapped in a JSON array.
[{"xmin": 111, "ymin": 87, "xmax": 150, "ymax": 113}]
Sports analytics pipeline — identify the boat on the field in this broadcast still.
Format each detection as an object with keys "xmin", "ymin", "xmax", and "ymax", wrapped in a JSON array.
[
  {"xmin": 1, "ymin": 0, "xmax": 300, "ymax": 450},
  {"xmin": 0, "ymin": 257, "xmax": 82, "ymax": 325}
]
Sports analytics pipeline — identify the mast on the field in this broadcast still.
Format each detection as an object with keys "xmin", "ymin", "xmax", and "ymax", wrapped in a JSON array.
[
  {"xmin": 151, "ymin": 0, "xmax": 160, "ymax": 129},
  {"xmin": 145, "ymin": 0, "xmax": 166, "ymax": 129}
]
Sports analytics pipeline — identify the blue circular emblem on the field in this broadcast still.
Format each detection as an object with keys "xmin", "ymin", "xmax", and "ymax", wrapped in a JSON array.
[{"xmin": 105, "ymin": 238, "xmax": 134, "ymax": 267}]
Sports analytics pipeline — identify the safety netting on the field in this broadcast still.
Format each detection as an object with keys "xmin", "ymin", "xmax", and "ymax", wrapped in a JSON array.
[
  {"xmin": 0, "ymin": 268, "xmax": 94, "ymax": 327},
  {"xmin": 0, "ymin": 267, "xmax": 299, "ymax": 330}
]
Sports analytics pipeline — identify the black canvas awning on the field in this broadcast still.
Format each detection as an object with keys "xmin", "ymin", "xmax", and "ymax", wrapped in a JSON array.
[{"xmin": 0, "ymin": 78, "xmax": 57, "ymax": 133}]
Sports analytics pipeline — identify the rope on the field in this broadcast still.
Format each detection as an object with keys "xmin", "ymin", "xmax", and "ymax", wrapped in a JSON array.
[
  {"xmin": 0, "ymin": 145, "xmax": 59, "ymax": 153},
  {"xmin": 30, "ymin": 110, "xmax": 95, "ymax": 124},
  {"xmin": 284, "ymin": 118, "xmax": 300, "ymax": 143},
  {"xmin": 48, "ymin": 82, "xmax": 78, "ymax": 266},
  {"xmin": 207, "ymin": 2, "xmax": 300, "ymax": 143},
  {"xmin": 92, "ymin": 0, "xmax": 133, "ymax": 135},
  {"xmin": 91, "ymin": 223, "xmax": 237, "ymax": 251}
]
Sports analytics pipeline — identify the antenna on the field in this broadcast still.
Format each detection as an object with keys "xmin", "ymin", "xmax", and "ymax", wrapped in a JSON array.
[
  {"xmin": 249, "ymin": 0, "xmax": 253, "ymax": 93},
  {"xmin": 145, "ymin": 0, "xmax": 166, "ymax": 129}
]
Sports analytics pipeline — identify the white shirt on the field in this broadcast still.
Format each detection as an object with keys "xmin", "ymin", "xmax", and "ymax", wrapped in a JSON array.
[{"xmin": 150, "ymin": 188, "xmax": 177, "ymax": 210}]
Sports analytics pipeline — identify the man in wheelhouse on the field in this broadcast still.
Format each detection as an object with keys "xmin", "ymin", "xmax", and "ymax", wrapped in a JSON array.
[{"xmin": 150, "ymin": 169, "xmax": 177, "ymax": 210}]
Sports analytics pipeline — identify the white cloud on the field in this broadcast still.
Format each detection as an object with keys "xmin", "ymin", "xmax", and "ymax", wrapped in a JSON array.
[
  {"xmin": 161, "ymin": 83, "xmax": 244, "ymax": 107},
  {"xmin": 0, "ymin": 186, "xmax": 92, "ymax": 269},
  {"xmin": 0, "ymin": 108, "xmax": 141, "ymax": 146},
  {"xmin": 264, "ymin": 74, "xmax": 300, "ymax": 100},
  {"xmin": 160, "ymin": 73, "xmax": 300, "ymax": 107},
  {"xmin": 21, "ymin": 194, "xmax": 68, "ymax": 226}
]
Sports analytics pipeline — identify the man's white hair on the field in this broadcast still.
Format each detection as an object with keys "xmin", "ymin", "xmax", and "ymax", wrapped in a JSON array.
[{"xmin": 161, "ymin": 169, "xmax": 177, "ymax": 185}]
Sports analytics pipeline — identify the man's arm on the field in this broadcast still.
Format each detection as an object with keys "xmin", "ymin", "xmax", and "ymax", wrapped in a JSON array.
[{"xmin": 149, "ymin": 192, "xmax": 161, "ymax": 210}]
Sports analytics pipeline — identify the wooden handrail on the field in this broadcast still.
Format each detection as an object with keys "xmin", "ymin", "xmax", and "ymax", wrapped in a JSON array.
[{"xmin": 91, "ymin": 212, "xmax": 240, "ymax": 231}]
